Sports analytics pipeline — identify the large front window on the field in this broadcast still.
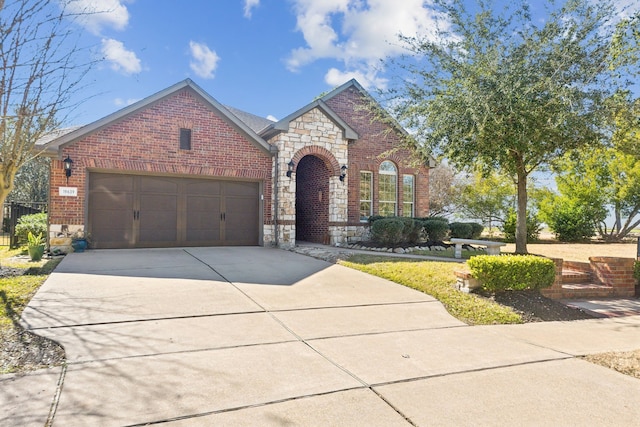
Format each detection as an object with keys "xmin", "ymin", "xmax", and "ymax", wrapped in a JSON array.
[
  {"xmin": 359, "ymin": 171, "xmax": 372, "ymax": 221},
  {"xmin": 403, "ymin": 175, "xmax": 414, "ymax": 217},
  {"xmin": 379, "ymin": 161, "xmax": 397, "ymax": 216}
]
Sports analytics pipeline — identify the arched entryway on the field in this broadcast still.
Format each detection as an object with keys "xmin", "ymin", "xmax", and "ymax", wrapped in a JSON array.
[{"xmin": 295, "ymin": 155, "xmax": 330, "ymax": 243}]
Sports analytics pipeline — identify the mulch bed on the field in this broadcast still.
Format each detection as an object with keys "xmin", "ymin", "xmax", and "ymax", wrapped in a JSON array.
[
  {"xmin": 478, "ymin": 289, "xmax": 597, "ymax": 322},
  {"xmin": 1, "ymin": 329, "xmax": 65, "ymax": 374}
]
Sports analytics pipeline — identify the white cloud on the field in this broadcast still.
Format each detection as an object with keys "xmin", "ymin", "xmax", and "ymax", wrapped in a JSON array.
[
  {"xmin": 286, "ymin": 0, "xmax": 442, "ymax": 89},
  {"xmin": 266, "ymin": 114, "xmax": 278, "ymax": 122},
  {"xmin": 65, "ymin": 0, "xmax": 131, "ymax": 35},
  {"xmin": 244, "ymin": 0, "xmax": 260, "ymax": 18},
  {"xmin": 189, "ymin": 41, "xmax": 220, "ymax": 79},
  {"xmin": 287, "ymin": 0, "xmax": 441, "ymax": 68},
  {"xmin": 324, "ymin": 67, "xmax": 388, "ymax": 90},
  {"xmin": 101, "ymin": 38, "xmax": 142, "ymax": 75}
]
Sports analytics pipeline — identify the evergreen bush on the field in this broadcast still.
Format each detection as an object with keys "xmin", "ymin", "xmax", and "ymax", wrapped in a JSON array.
[
  {"xmin": 467, "ymin": 255, "xmax": 555, "ymax": 291},
  {"xmin": 423, "ymin": 218, "xmax": 449, "ymax": 242},
  {"xmin": 15, "ymin": 212, "xmax": 47, "ymax": 246},
  {"xmin": 370, "ymin": 218, "xmax": 405, "ymax": 246}
]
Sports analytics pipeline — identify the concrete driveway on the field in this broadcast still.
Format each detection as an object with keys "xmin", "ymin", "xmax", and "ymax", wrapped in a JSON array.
[{"xmin": 3, "ymin": 247, "xmax": 640, "ymax": 426}]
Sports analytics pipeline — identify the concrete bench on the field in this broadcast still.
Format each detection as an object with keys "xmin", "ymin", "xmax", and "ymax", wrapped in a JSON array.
[{"xmin": 450, "ymin": 238, "xmax": 506, "ymax": 258}]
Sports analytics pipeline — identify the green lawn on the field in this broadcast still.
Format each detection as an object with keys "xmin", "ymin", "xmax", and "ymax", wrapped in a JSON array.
[
  {"xmin": 340, "ymin": 254, "xmax": 522, "ymax": 325},
  {"xmin": 0, "ymin": 248, "xmax": 60, "ymax": 330}
]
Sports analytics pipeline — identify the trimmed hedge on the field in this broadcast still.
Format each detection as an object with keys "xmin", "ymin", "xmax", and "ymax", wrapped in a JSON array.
[
  {"xmin": 367, "ymin": 215, "xmax": 385, "ymax": 225},
  {"xmin": 467, "ymin": 255, "xmax": 555, "ymax": 292},
  {"xmin": 423, "ymin": 218, "xmax": 449, "ymax": 241},
  {"xmin": 449, "ymin": 222, "xmax": 472, "ymax": 239},
  {"xmin": 449, "ymin": 222, "xmax": 483, "ymax": 239},
  {"xmin": 399, "ymin": 217, "xmax": 422, "ymax": 245},
  {"xmin": 469, "ymin": 222, "xmax": 484, "ymax": 239},
  {"xmin": 370, "ymin": 218, "xmax": 405, "ymax": 246}
]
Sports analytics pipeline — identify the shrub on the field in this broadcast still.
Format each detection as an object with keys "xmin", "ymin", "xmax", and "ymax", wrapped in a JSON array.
[
  {"xmin": 367, "ymin": 215, "xmax": 385, "ymax": 226},
  {"xmin": 449, "ymin": 222, "xmax": 473, "ymax": 239},
  {"xmin": 634, "ymin": 261, "xmax": 640, "ymax": 282},
  {"xmin": 15, "ymin": 212, "xmax": 47, "ymax": 246},
  {"xmin": 425, "ymin": 216, "xmax": 449, "ymax": 223},
  {"xmin": 502, "ymin": 209, "xmax": 542, "ymax": 242},
  {"xmin": 399, "ymin": 217, "xmax": 422, "ymax": 245},
  {"xmin": 469, "ymin": 222, "xmax": 484, "ymax": 239},
  {"xmin": 423, "ymin": 218, "xmax": 449, "ymax": 242},
  {"xmin": 449, "ymin": 222, "xmax": 483, "ymax": 239},
  {"xmin": 545, "ymin": 204, "xmax": 596, "ymax": 242},
  {"xmin": 370, "ymin": 218, "xmax": 405, "ymax": 246},
  {"xmin": 467, "ymin": 254, "xmax": 555, "ymax": 292}
]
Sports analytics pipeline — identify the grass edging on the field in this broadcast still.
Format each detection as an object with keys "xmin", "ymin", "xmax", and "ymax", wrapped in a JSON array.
[
  {"xmin": 1, "ymin": 249, "xmax": 63, "ymax": 374},
  {"xmin": 339, "ymin": 255, "xmax": 522, "ymax": 325}
]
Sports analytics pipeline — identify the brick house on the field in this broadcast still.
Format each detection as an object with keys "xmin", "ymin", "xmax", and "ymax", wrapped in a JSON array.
[{"xmin": 39, "ymin": 78, "xmax": 432, "ymax": 249}]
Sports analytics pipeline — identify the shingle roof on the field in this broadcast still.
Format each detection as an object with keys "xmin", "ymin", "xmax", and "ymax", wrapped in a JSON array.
[
  {"xmin": 34, "ymin": 126, "xmax": 83, "ymax": 147},
  {"xmin": 223, "ymin": 105, "xmax": 275, "ymax": 134}
]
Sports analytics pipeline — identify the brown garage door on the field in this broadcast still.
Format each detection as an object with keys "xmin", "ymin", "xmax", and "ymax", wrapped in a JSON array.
[{"xmin": 88, "ymin": 173, "xmax": 260, "ymax": 249}]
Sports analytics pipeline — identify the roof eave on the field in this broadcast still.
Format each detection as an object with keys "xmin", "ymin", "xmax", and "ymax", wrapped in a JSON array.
[
  {"xmin": 265, "ymin": 100, "xmax": 359, "ymax": 141},
  {"xmin": 39, "ymin": 79, "xmax": 273, "ymax": 156}
]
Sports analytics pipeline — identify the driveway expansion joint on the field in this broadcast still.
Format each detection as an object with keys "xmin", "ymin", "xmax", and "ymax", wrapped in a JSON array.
[{"xmin": 26, "ymin": 310, "xmax": 267, "ymax": 330}]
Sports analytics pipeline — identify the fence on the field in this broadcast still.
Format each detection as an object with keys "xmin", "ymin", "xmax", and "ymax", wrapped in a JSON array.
[{"xmin": 1, "ymin": 201, "xmax": 47, "ymax": 247}]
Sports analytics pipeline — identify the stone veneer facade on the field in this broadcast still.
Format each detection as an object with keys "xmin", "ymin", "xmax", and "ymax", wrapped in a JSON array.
[{"xmin": 266, "ymin": 108, "xmax": 349, "ymax": 248}]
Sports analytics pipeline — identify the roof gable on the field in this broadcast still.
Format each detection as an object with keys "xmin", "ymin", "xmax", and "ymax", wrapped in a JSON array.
[
  {"xmin": 260, "ymin": 99, "xmax": 358, "ymax": 141},
  {"xmin": 321, "ymin": 79, "xmax": 436, "ymax": 167},
  {"xmin": 39, "ymin": 79, "xmax": 273, "ymax": 156}
]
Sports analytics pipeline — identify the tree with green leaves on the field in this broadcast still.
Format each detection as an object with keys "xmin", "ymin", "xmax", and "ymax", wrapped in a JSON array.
[
  {"xmin": 0, "ymin": 0, "xmax": 97, "ymax": 210},
  {"xmin": 456, "ymin": 171, "xmax": 514, "ymax": 234},
  {"xmin": 386, "ymin": 0, "xmax": 639, "ymax": 253},
  {"xmin": 547, "ymin": 145, "xmax": 640, "ymax": 241}
]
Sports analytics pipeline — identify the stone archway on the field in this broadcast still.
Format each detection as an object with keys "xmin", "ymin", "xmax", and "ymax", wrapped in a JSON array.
[{"xmin": 295, "ymin": 155, "xmax": 331, "ymax": 243}]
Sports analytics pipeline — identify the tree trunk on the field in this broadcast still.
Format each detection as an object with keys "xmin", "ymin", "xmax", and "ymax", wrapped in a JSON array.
[{"xmin": 515, "ymin": 164, "xmax": 528, "ymax": 254}]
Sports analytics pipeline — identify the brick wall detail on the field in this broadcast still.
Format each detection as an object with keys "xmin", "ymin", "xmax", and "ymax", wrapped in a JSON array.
[
  {"xmin": 541, "ymin": 256, "xmax": 636, "ymax": 299},
  {"xmin": 324, "ymin": 87, "xmax": 430, "ymax": 223},
  {"xmin": 50, "ymin": 88, "xmax": 273, "ymax": 238}
]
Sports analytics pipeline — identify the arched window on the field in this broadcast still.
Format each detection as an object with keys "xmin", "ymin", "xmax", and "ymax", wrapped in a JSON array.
[{"xmin": 378, "ymin": 161, "xmax": 397, "ymax": 216}]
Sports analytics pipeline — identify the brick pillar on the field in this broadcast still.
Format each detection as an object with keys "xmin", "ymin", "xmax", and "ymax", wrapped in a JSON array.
[
  {"xmin": 541, "ymin": 258, "xmax": 564, "ymax": 300},
  {"xmin": 589, "ymin": 257, "xmax": 636, "ymax": 298}
]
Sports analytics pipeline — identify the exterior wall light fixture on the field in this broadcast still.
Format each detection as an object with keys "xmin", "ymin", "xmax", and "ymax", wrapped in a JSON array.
[
  {"xmin": 63, "ymin": 156, "xmax": 73, "ymax": 183},
  {"xmin": 339, "ymin": 164, "xmax": 348, "ymax": 182},
  {"xmin": 286, "ymin": 160, "xmax": 295, "ymax": 178}
]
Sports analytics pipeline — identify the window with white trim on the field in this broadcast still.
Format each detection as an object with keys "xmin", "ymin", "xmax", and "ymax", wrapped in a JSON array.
[
  {"xmin": 378, "ymin": 161, "xmax": 397, "ymax": 216},
  {"xmin": 359, "ymin": 171, "xmax": 373, "ymax": 221},
  {"xmin": 402, "ymin": 175, "xmax": 414, "ymax": 217}
]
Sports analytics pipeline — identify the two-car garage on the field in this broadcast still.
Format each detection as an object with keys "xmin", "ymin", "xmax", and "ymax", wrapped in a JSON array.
[{"xmin": 88, "ymin": 173, "xmax": 261, "ymax": 249}]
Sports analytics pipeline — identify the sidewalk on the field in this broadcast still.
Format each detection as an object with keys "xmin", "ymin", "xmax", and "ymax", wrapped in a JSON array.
[{"xmin": 1, "ymin": 247, "xmax": 639, "ymax": 426}]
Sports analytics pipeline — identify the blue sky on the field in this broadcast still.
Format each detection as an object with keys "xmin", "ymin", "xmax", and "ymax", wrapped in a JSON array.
[
  {"xmin": 66, "ymin": 0, "xmax": 639, "ymax": 126},
  {"xmin": 69, "ymin": 0, "xmax": 441, "ymax": 124}
]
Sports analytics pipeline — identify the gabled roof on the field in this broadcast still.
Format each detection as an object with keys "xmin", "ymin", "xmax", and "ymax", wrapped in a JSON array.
[
  {"xmin": 260, "ymin": 98, "xmax": 359, "ymax": 141},
  {"xmin": 320, "ymin": 79, "xmax": 436, "ymax": 168},
  {"xmin": 224, "ymin": 105, "xmax": 275, "ymax": 134},
  {"xmin": 38, "ymin": 79, "xmax": 274, "ymax": 156}
]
